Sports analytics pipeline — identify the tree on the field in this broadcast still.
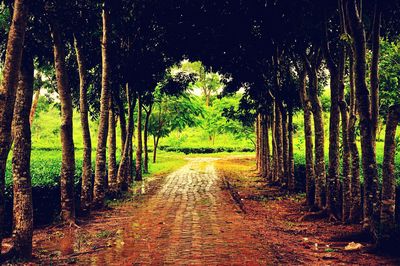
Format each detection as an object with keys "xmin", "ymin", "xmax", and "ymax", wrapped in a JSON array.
[
  {"xmin": 135, "ymin": 94, "xmax": 143, "ymax": 181},
  {"xmin": 73, "ymin": 33, "xmax": 92, "ymax": 214},
  {"xmin": 93, "ymin": 0, "xmax": 111, "ymax": 208},
  {"xmin": 379, "ymin": 104, "xmax": 400, "ymax": 247},
  {"xmin": 107, "ymin": 97, "xmax": 117, "ymax": 191},
  {"xmin": 346, "ymin": 0, "xmax": 380, "ymax": 240},
  {"xmin": 50, "ymin": 12, "xmax": 76, "ymax": 223},
  {"xmin": 10, "ymin": 48, "xmax": 34, "ymax": 259},
  {"xmin": 0, "ymin": 0, "xmax": 28, "ymax": 250}
]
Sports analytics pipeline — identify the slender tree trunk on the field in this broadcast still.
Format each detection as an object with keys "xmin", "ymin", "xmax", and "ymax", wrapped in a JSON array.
[
  {"xmin": 74, "ymin": 34, "xmax": 92, "ymax": 215},
  {"xmin": 153, "ymin": 136, "xmax": 160, "ymax": 163},
  {"xmin": 282, "ymin": 106, "xmax": 289, "ymax": 187},
  {"xmin": 10, "ymin": 50, "xmax": 33, "ymax": 259},
  {"xmin": 307, "ymin": 68, "xmax": 326, "ymax": 210},
  {"xmin": 275, "ymin": 100, "xmax": 284, "ymax": 185},
  {"xmin": 327, "ymin": 71, "xmax": 340, "ymax": 216},
  {"xmin": 143, "ymin": 104, "xmax": 152, "ymax": 174},
  {"xmin": 348, "ymin": 55, "xmax": 362, "ymax": 223},
  {"xmin": 370, "ymin": 1, "xmax": 381, "ymax": 145},
  {"xmin": 271, "ymin": 101, "xmax": 278, "ymax": 182},
  {"xmin": 340, "ymin": 73, "xmax": 351, "ymax": 223},
  {"xmin": 51, "ymin": 22, "xmax": 76, "ymax": 222},
  {"xmin": 29, "ymin": 89, "xmax": 40, "ymax": 125},
  {"xmin": 256, "ymin": 114, "xmax": 261, "ymax": 172},
  {"xmin": 107, "ymin": 99, "xmax": 117, "ymax": 192},
  {"xmin": 117, "ymin": 84, "xmax": 134, "ymax": 191},
  {"xmin": 93, "ymin": 2, "xmax": 111, "ymax": 208},
  {"xmin": 379, "ymin": 105, "xmax": 400, "ymax": 245},
  {"xmin": 260, "ymin": 113, "xmax": 269, "ymax": 179},
  {"xmin": 116, "ymin": 90, "xmax": 126, "ymax": 157},
  {"xmin": 299, "ymin": 68, "xmax": 315, "ymax": 206},
  {"xmin": 135, "ymin": 95, "xmax": 143, "ymax": 181},
  {"xmin": 288, "ymin": 110, "xmax": 295, "ymax": 191},
  {"xmin": 0, "ymin": 0, "xmax": 28, "ymax": 249},
  {"xmin": 347, "ymin": 0, "xmax": 379, "ymax": 239}
]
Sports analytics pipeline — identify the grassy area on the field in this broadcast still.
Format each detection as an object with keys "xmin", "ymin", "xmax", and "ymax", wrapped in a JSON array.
[{"xmin": 5, "ymin": 103, "xmax": 399, "ymax": 188}]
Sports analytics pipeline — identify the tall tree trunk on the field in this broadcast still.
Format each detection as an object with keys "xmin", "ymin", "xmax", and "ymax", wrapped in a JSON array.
[
  {"xmin": 327, "ymin": 70, "xmax": 340, "ymax": 216},
  {"xmin": 93, "ymin": 1, "xmax": 111, "ymax": 208},
  {"xmin": 73, "ymin": 34, "xmax": 92, "ymax": 215},
  {"xmin": 260, "ymin": 113, "xmax": 269, "ymax": 179},
  {"xmin": 107, "ymin": 99, "xmax": 117, "ymax": 192},
  {"xmin": 288, "ymin": 110, "xmax": 295, "ymax": 191},
  {"xmin": 379, "ymin": 105, "xmax": 400, "ymax": 246},
  {"xmin": 117, "ymin": 84, "xmax": 134, "ymax": 191},
  {"xmin": 275, "ymin": 100, "xmax": 284, "ymax": 184},
  {"xmin": 10, "ymin": 50, "xmax": 33, "ymax": 259},
  {"xmin": 370, "ymin": 1, "xmax": 381, "ymax": 145},
  {"xmin": 340, "ymin": 72, "xmax": 351, "ymax": 223},
  {"xmin": 271, "ymin": 101, "xmax": 278, "ymax": 182},
  {"xmin": 347, "ymin": 0, "xmax": 379, "ymax": 239},
  {"xmin": 307, "ymin": 67, "xmax": 326, "ymax": 210},
  {"xmin": 282, "ymin": 106, "xmax": 289, "ymax": 187},
  {"xmin": 299, "ymin": 68, "xmax": 315, "ymax": 206},
  {"xmin": 135, "ymin": 95, "xmax": 143, "ymax": 181},
  {"xmin": 143, "ymin": 104, "xmax": 152, "ymax": 174},
  {"xmin": 29, "ymin": 89, "xmax": 40, "ymax": 125},
  {"xmin": 51, "ymin": 22, "xmax": 76, "ymax": 222},
  {"xmin": 348, "ymin": 54, "xmax": 362, "ymax": 223},
  {"xmin": 0, "ymin": 0, "xmax": 28, "ymax": 249},
  {"xmin": 256, "ymin": 114, "xmax": 261, "ymax": 172},
  {"xmin": 153, "ymin": 136, "xmax": 160, "ymax": 164},
  {"xmin": 116, "ymin": 90, "xmax": 126, "ymax": 157}
]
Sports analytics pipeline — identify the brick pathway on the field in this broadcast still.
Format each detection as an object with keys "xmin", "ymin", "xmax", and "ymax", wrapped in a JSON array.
[{"xmin": 89, "ymin": 158, "xmax": 272, "ymax": 265}]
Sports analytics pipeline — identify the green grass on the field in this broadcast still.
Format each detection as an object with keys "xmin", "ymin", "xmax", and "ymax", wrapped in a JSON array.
[{"xmin": 5, "ymin": 104, "xmax": 400, "ymax": 188}]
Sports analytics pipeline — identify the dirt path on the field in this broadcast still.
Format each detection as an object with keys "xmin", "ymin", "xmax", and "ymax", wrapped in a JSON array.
[
  {"xmin": 19, "ymin": 156, "xmax": 400, "ymax": 265},
  {"xmin": 32, "ymin": 157, "xmax": 274, "ymax": 265}
]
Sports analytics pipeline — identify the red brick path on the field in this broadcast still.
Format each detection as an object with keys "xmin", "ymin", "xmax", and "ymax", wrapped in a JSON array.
[{"xmin": 89, "ymin": 158, "xmax": 273, "ymax": 265}]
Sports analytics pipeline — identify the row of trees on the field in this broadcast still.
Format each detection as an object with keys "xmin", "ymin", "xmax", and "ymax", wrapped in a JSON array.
[
  {"xmin": 1, "ymin": 0, "xmax": 400, "ymax": 261},
  {"xmin": 252, "ymin": 0, "xmax": 400, "ymax": 249}
]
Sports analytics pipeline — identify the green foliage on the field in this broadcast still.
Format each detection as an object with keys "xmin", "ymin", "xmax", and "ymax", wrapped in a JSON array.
[{"xmin": 379, "ymin": 39, "xmax": 400, "ymax": 119}]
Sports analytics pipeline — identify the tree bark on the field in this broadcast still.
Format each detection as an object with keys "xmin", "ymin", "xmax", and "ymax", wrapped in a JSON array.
[
  {"xmin": 271, "ymin": 101, "xmax": 278, "ymax": 182},
  {"xmin": 143, "ymin": 104, "xmax": 152, "ymax": 174},
  {"xmin": 10, "ymin": 50, "xmax": 33, "ymax": 259},
  {"xmin": 370, "ymin": 1, "xmax": 381, "ymax": 145},
  {"xmin": 288, "ymin": 110, "xmax": 295, "ymax": 191},
  {"xmin": 260, "ymin": 113, "xmax": 269, "ymax": 179},
  {"xmin": 116, "ymin": 90, "xmax": 126, "ymax": 157},
  {"xmin": 29, "ymin": 89, "xmax": 40, "ymax": 125},
  {"xmin": 117, "ymin": 84, "xmax": 134, "ymax": 191},
  {"xmin": 51, "ymin": 22, "xmax": 76, "ymax": 222},
  {"xmin": 255, "ymin": 114, "xmax": 261, "ymax": 172},
  {"xmin": 93, "ymin": 1, "xmax": 111, "ymax": 208},
  {"xmin": 107, "ymin": 98, "xmax": 117, "ymax": 192},
  {"xmin": 135, "ymin": 95, "xmax": 143, "ymax": 181},
  {"xmin": 348, "ymin": 54, "xmax": 362, "ymax": 223},
  {"xmin": 275, "ymin": 100, "xmax": 284, "ymax": 185},
  {"xmin": 0, "ymin": 0, "xmax": 28, "ymax": 249},
  {"xmin": 379, "ymin": 105, "xmax": 400, "ymax": 245},
  {"xmin": 340, "ymin": 74, "xmax": 351, "ymax": 223},
  {"xmin": 347, "ymin": 0, "xmax": 379, "ymax": 239},
  {"xmin": 73, "ymin": 34, "xmax": 92, "ymax": 215},
  {"xmin": 299, "ymin": 68, "xmax": 315, "ymax": 206},
  {"xmin": 307, "ymin": 66, "xmax": 326, "ymax": 210},
  {"xmin": 327, "ymin": 70, "xmax": 340, "ymax": 216},
  {"xmin": 282, "ymin": 106, "xmax": 289, "ymax": 187},
  {"xmin": 153, "ymin": 136, "xmax": 160, "ymax": 164}
]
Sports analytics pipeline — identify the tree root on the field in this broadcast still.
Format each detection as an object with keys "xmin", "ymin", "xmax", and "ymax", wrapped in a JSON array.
[{"xmin": 299, "ymin": 208, "xmax": 328, "ymax": 222}]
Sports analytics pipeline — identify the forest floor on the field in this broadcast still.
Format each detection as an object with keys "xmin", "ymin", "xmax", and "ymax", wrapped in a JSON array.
[{"xmin": 4, "ymin": 156, "xmax": 400, "ymax": 265}]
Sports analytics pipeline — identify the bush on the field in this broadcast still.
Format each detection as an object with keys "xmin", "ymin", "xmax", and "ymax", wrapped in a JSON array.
[{"xmin": 159, "ymin": 145, "xmax": 254, "ymax": 154}]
